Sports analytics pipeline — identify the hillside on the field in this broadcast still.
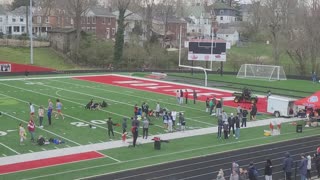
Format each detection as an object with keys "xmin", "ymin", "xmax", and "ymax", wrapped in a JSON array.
[{"xmin": 0, "ymin": 47, "xmax": 79, "ymax": 70}]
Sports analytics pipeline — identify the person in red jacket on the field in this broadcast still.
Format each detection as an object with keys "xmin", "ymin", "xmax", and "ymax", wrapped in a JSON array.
[
  {"xmin": 28, "ymin": 119, "xmax": 36, "ymax": 143},
  {"xmin": 185, "ymin": 89, "xmax": 189, "ymax": 104}
]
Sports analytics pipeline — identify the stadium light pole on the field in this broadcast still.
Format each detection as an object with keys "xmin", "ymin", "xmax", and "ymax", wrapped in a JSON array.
[{"xmin": 29, "ymin": 0, "xmax": 33, "ymax": 65}]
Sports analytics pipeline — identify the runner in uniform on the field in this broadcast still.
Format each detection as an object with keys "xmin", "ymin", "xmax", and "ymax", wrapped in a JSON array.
[{"xmin": 55, "ymin": 99, "xmax": 64, "ymax": 120}]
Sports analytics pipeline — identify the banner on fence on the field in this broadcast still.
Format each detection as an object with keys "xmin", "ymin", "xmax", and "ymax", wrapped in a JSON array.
[{"xmin": 0, "ymin": 64, "xmax": 11, "ymax": 72}]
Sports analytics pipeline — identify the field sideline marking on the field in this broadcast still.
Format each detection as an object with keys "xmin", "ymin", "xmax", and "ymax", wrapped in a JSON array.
[
  {"xmin": 40, "ymin": 79, "xmax": 214, "ymax": 126},
  {"xmin": 3, "ymin": 113, "xmax": 82, "ymax": 146},
  {"xmin": 0, "ymin": 143, "xmax": 20, "ymax": 155},
  {"xmin": 18, "ymin": 130, "xmax": 319, "ymax": 180},
  {"xmin": 0, "ymin": 89, "xmax": 124, "ymax": 136},
  {"xmin": 0, "ymin": 82, "xmax": 131, "ymax": 128}
]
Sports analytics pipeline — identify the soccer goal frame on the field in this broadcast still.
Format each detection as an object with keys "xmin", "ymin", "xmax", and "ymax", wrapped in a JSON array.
[{"xmin": 236, "ymin": 64, "xmax": 287, "ymax": 81}]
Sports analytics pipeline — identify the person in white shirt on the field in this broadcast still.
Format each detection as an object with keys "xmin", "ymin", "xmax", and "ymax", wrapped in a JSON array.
[
  {"xmin": 38, "ymin": 106, "xmax": 44, "ymax": 128},
  {"xmin": 29, "ymin": 102, "xmax": 35, "ymax": 120}
]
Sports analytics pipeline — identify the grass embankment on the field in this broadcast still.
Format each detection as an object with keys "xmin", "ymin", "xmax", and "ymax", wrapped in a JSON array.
[{"xmin": 0, "ymin": 47, "xmax": 78, "ymax": 70}]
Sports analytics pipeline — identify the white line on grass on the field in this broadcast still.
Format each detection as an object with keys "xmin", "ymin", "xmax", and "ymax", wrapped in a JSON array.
[
  {"xmin": 50, "ymin": 79, "xmax": 215, "ymax": 125},
  {"xmin": 42, "ymin": 148, "xmax": 47, "ymax": 151},
  {"xmin": 21, "ymin": 131, "xmax": 319, "ymax": 180},
  {"xmin": 3, "ymin": 113, "xmax": 82, "ymax": 146},
  {"xmin": 29, "ymin": 150, "xmax": 34, "ymax": 153},
  {"xmin": 0, "ymin": 83, "xmax": 124, "ymax": 135},
  {"xmin": 0, "ymin": 92, "xmax": 122, "ymax": 136},
  {"xmin": 0, "ymin": 143, "xmax": 20, "ymax": 155},
  {"xmin": 2, "ymin": 154, "xmax": 7, "ymax": 157}
]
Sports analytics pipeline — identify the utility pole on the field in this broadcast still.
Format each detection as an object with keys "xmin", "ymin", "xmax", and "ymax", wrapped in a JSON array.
[{"xmin": 29, "ymin": 0, "xmax": 33, "ymax": 64}]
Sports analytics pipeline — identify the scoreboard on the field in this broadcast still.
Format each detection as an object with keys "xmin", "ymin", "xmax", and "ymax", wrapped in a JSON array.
[{"xmin": 187, "ymin": 39, "xmax": 227, "ymax": 61}]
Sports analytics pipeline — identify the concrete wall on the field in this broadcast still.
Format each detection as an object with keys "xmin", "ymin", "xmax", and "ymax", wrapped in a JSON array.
[{"xmin": 0, "ymin": 39, "xmax": 50, "ymax": 47}]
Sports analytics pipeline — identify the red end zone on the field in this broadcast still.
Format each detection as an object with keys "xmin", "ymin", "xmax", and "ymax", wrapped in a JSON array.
[
  {"xmin": 0, "ymin": 151, "xmax": 104, "ymax": 175},
  {"xmin": 74, "ymin": 75, "xmax": 267, "ymax": 113}
]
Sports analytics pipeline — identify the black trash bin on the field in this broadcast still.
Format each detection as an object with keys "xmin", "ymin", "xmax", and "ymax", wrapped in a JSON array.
[
  {"xmin": 296, "ymin": 125, "xmax": 302, "ymax": 133},
  {"xmin": 153, "ymin": 137, "xmax": 161, "ymax": 150}
]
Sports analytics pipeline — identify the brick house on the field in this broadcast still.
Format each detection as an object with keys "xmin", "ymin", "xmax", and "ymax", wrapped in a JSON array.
[
  {"xmin": 152, "ymin": 16, "xmax": 187, "ymax": 48},
  {"xmin": 82, "ymin": 7, "xmax": 116, "ymax": 40},
  {"xmin": 32, "ymin": 7, "xmax": 73, "ymax": 37}
]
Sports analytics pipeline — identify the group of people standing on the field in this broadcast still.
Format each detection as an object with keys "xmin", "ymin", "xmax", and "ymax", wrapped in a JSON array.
[
  {"xmin": 176, "ymin": 89, "xmax": 197, "ymax": 105},
  {"xmin": 19, "ymin": 99, "xmax": 64, "ymax": 145}
]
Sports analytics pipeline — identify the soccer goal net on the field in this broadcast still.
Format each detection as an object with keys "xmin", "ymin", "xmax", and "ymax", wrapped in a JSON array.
[{"xmin": 237, "ymin": 64, "xmax": 287, "ymax": 81}]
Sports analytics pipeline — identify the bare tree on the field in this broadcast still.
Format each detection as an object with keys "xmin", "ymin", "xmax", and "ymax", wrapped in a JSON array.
[
  {"xmin": 262, "ymin": 0, "xmax": 284, "ymax": 65},
  {"xmin": 155, "ymin": 0, "xmax": 177, "ymax": 47},
  {"xmin": 144, "ymin": 0, "xmax": 155, "ymax": 43},
  {"xmin": 66, "ymin": 0, "xmax": 96, "ymax": 60},
  {"xmin": 249, "ymin": 0, "xmax": 263, "ymax": 34},
  {"xmin": 304, "ymin": 0, "xmax": 320, "ymax": 73},
  {"xmin": 113, "ymin": 0, "xmax": 131, "ymax": 67}
]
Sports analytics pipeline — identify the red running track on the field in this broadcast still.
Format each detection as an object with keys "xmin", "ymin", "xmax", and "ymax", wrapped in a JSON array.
[
  {"xmin": 0, "ymin": 61, "xmax": 55, "ymax": 72},
  {"xmin": 74, "ymin": 75, "xmax": 267, "ymax": 113},
  {"xmin": 0, "ymin": 151, "xmax": 104, "ymax": 175}
]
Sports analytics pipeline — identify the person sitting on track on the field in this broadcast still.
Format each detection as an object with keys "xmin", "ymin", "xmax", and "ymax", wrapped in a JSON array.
[{"xmin": 91, "ymin": 103, "xmax": 101, "ymax": 110}]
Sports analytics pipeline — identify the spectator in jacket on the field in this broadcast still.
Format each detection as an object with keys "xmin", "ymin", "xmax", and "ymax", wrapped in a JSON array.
[
  {"xmin": 248, "ymin": 162, "xmax": 259, "ymax": 180},
  {"xmin": 315, "ymin": 153, "xmax": 320, "ymax": 178},
  {"xmin": 217, "ymin": 115, "xmax": 223, "ymax": 139},
  {"xmin": 28, "ymin": 119, "xmax": 35, "ymax": 143},
  {"xmin": 122, "ymin": 118, "xmax": 127, "ymax": 133},
  {"xmin": 107, "ymin": 117, "xmax": 116, "ymax": 138},
  {"xmin": 216, "ymin": 101, "xmax": 222, "ymax": 116},
  {"xmin": 228, "ymin": 113, "xmax": 235, "ymax": 137},
  {"xmin": 216, "ymin": 169, "xmax": 225, "ymax": 180},
  {"xmin": 264, "ymin": 159, "xmax": 272, "ymax": 180},
  {"xmin": 307, "ymin": 155, "xmax": 311, "ymax": 180},
  {"xmin": 235, "ymin": 115, "xmax": 240, "ymax": 140},
  {"xmin": 223, "ymin": 121, "xmax": 229, "ymax": 139},
  {"xmin": 299, "ymin": 154, "xmax": 308, "ymax": 180},
  {"xmin": 241, "ymin": 110, "xmax": 248, "ymax": 127},
  {"xmin": 142, "ymin": 117, "xmax": 149, "ymax": 139},
  {"xmin": 239, "ymin": 168, "xmax": 248, "ymax": 180},
  {"xmin": 229, "ymin": 170, "xmax": 239, "ymax": 180},
  {"xmin": 283, "ymin": 152, "xmax": 294, "ymax": 180}
]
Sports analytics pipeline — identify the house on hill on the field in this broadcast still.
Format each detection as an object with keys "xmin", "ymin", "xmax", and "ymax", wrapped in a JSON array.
[
  {"xmin": 184, "ymin": 4, "xmax": 212, "ymax": 37},
  {"xmin": 216, "ymin": 28, "xmax": 239, "ymax": 46},
  {"xmin": 82, "ymin": 7, "xmax": 116, "ymax": 40},
  {"xmin": 152, "ymin": 16, "xmax": 187, "ymax": 48},
  {"xmin": 207, "ymin": 2, "xmax": 238, "ymax": 24},
  {"xmin": 113, "ymin": 10, "xmax": 146, "ymax": 44},
  {"xmin": 1, "ymin": 6, "xmax": 27, "ymax": 35}
]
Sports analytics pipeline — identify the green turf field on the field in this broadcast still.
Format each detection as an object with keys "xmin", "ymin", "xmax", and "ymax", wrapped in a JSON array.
[{"xmin": 0, "ymin": 73, "xmax": 317, "ymax": 179}]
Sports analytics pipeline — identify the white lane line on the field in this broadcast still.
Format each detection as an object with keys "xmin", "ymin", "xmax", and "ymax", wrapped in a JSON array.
[
  {"xmin": 21, "ymin": 132, "xmax": 319, "ymax": 180},
  {"xmin": 0, "ymin": 143, "xmax": 20, "ymax": 155},
  {"xmin": 41, "ymin": 148, "xmax": 47, "ymax": 151},
  {"xmin": 3, "ymin": 113, "xmax": 82, "ymax": 146}
]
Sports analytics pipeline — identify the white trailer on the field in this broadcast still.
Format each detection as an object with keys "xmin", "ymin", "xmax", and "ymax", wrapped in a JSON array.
[{"xmin": 267, "ymin": 96, "xmax": 297, "ymax": 117}]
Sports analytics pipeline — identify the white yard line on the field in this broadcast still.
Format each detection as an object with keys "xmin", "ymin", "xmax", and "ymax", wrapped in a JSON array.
[
  {"xmin": 2, "ymin": 154, "xmax": 7, "ymax": 157},
  {"xmin": 29, "ymin": 150, "xmax": 34, "ymax": 153},
  {"xmin": 0, "ymin": 92, "xmax": 122, "ymax": 136},
  {"xmin": 0, "ymin": 143, "xmax": 20, "ymax": 155},
  {"xmin": 3, "ymin": 113, "xmax": 82, "ymax": 146}
]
